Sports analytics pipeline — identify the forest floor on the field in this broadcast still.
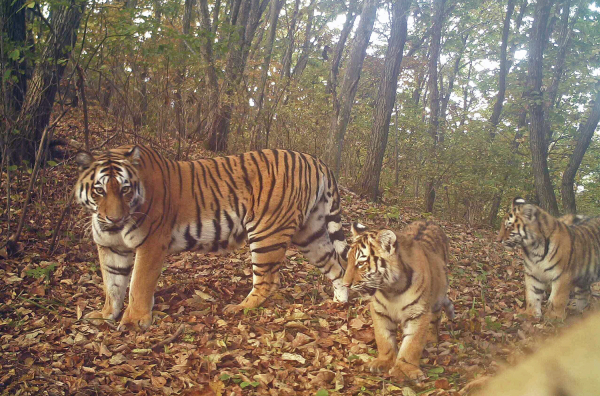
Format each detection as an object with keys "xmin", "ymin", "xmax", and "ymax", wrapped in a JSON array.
[{"xmin": 1, "ymin": 105, "xmax": 598, "ymax": 396}]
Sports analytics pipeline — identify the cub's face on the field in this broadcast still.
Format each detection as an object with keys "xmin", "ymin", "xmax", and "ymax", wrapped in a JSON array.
[
  {"xmin": 497, "ymin": 197, "xmax": 541, "ymax": 249},
  {"xmin": 74, "ymin": 147, "xmax": 143, "ymax": 232},
  {"xmin": 498, "ymin": 211, "xmax": 524, "ymax": 249},
  {"xmin": 343, "ymin": 223, "xmax": 397, "ymax": 296}
]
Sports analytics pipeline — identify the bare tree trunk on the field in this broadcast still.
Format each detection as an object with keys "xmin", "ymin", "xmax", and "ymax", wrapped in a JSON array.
[
  {"xmin": 198, "ymin": 0, "xmax": 221, "ymax": 121},
  {"xmin": 527, "ymin": 0, "xmax": 559, "ymax": 216},
  {"xmin": 280, "ymin": 0, "xmax": 300, "ymax": 79},
  {"xmin": 487, "ymin": 0, "xmax": 527, "ymax": 225},
  {"xmin": 357, "ymin": 0, "xmax": 411, "ymax": 201},
  {"xmin": 253, "ymin": 0, "xmax": 283, "ymax": 149},
  {"xmin": 424, "ymin": 0, "xmax": 446, "ymax": 213},
  {"xmin": 489, "ymin": 0, "xmax": 515, "ymax": 130},
  {"xmin": 174, "ymin": 0, "xmax": 196, "ymax": 158},
  {"xmin": 8, "ymin": 0, "xmax": 85, "ymax": 163},
  {"xmin": 206, "ymin": 0, "xmax": 270, "ymax": 152},
  {"xmin": 326, "ymin": 0, "xmax": 378, "ymax": 176},
  {"xmin": 440, "ymin": 33, "xmax": 468, "ymax": 131},
  {"xmin": 292, "ymin": 0, "xmax": 316, "ymax": 78},
  {"xmin": 1, "ymin": 0, "xmax": 27, "ymax": 117},
  {"xmin": 327, "ymin": 0, "xmax": 358, "ymax": 94},
  {"xmin": 561, "ymin": 87, "xmax": 600, "ymax": 214}
]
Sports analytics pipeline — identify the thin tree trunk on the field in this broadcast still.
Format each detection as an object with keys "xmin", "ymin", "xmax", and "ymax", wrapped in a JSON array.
[
  {"xmin": 198, "ymin": 0, "xmax": 220, "ymax": 119},
  {"xmin": 527, "ymin": 0, "xmax": 559, "ymax": 216},
  {"xmin": 486, "ymin": 0, "xmax": 517, "ymax": 224},
  {"xmin": 1, "ymin": 0, "xmax": 27, "ymax": 117},
  {"xmin": 174, "ymin": 0, "xmax": 196, "ymax": 158},
  {"xmin": 253, "ymin": 0, "xmax": 283, "ymax": 149},
  {"xmin": 561, "ymin": 87, "xmax": 600, "ymax": 214},
  {"xmin": 9, "ymin": 0, "xmax": 85, "ymax": 163},
  {"xmin": 326, "ymin": 0, "xmax": 378, "ymax": 176},
  {"xmin": 327, "ymin": 0, "xmax": 358, "ymax": 95},
  {"xmin": 440, "ymin": 33, "xmax": 468, "ymax": 132},
  {"xmin": 292, "ymin": 0, "xmax": 316, "ymax": 78},
  {"xmin": 206, "ymin": 0, "xmax": 270, "ymax": 152},
  {"xmin": 357, "ymin": 0, "xmax": 411, "ymax": 201},
  {"xmin": 489, "ymin": 0, "xmax": 515, "ymax": 130},
  {"xmin": 280, "ymin": 0, "xmax": 300, "ymax": 79},
  {"xmin": 424, "ymin": 0, "xmax": 446, "ymax": 213}
]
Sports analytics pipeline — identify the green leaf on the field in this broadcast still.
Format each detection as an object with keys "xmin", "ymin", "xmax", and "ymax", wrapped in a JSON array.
[
  {"xmin": 427, "ymin": 367, "xmax": 444, "ymax": 374},
  {"xmin": 219, "ymin": 373, "xmax": 231, "ymax": 381},
  {"xmin": 26, "ymin": 1, "xmax": 36, "ymax": 8},
  {"xmin": 8, "ymin": 49, "xmax": 20, "ymax": 61},
  {"xmin": 8, "ymin": 165, "xmax": 18, "ymax": 172},
  {"xmin": 3, "ymin": 69, "xmax": 12, "ymax": 82},
  {"xmin": 47, "ymin": 160, "xmax": 58, "ymax": 167},
  {"xmin": 347, "ymin": 354, "xmax": 360, "ymax": 361},
  {"xmin": 240, "ymin": 381, "xmax": 251, "ymax": 389},
  {"xmin": 316, "ymin": 389, "xmax": 329, "ymax": 396}
]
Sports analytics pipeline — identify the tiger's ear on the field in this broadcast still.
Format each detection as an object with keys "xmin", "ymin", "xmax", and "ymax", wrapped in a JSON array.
[
  {"xmin": 512, "ymin": 197, "xmax": 526, "ymax": 210},
  {"xmin": 125, "ymin": 146, "xmax": 141, "ymax": 166},
  {"xmin": 75, "ymin": 151, "xmax": 94, "ymax": 170},
  {"xmin": 351, "ymin": 222, "xmax": 368, "ymax": 237},
  {"xmin": 377, "ymin": 229, "xmax": 397, "ymax": 254}
]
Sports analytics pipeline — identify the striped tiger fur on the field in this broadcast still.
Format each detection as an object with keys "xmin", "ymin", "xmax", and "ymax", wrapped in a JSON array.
[
  {"xmin": 343, "ymin": 220, "xmax": 454, "ymax": 380},
  {"xmin": 74, "ymin": 145, "xmax": 349, "ymax": 330},
  {"xmin": 497, "ymin": 197, "xmax": 600, "ymax": 319}
]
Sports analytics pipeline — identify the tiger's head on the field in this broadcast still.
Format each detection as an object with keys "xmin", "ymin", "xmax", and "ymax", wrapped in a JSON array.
[
  {"xmin": 497, "ymin": 197, "xmax": 546, "ymax": 249},
  {"xmin": 342, "ymin": 222, "xmax": 399, "ymax": 296},
  {"xmin": 74, "ymin": 146, "xmax": 144, "ymax": 232}
]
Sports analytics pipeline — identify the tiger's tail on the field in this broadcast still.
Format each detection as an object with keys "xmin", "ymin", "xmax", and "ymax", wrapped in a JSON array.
[{"xmin": 443, "ymin": 296, "xmax": 455, "ymax": 320}]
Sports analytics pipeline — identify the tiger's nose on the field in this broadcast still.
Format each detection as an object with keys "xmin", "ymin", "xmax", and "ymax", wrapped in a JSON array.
[
  {"xmin": 343, "ymin": 282, "xmax": 351, "ymax": 288},
  {"xmin": 106, "ymin": 215, "xmax": 124, "ymax": 223}
]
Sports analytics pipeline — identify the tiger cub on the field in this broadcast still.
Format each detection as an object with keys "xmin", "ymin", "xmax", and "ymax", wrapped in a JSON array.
[
  {"xmin": 343, "ymin": 220, "xmax": 454, "ymax": 380},
  {"xmin": 497, "ymin": 197, "xmax": 600, "ymax": 319},
  {"xmin": 74, "ymin": 145, "xmax": 349, "ymax": 330}
]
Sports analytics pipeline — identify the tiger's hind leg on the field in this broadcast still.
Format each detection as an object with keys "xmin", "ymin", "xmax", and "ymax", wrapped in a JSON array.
[
  {"xmin": 390, "ymin": 312, "xmax": 432, "ymax": 380},
  {"xmin": 223, "ymin": 233, "xmax": 290, "ymax": 315},
  {"xmin": 292, "ymin": 209, "xmax": 348, "ymax": 303},
  {"xmin": 547, "ymin": 277, "xmax": 571, "ymax": 320},
  {"xmin": 426, "ymin": 309, "xmax": 442, "ymax": 344},
  {"xmin": 87, "ymin": 246, "xmax": 133, "ymax": 324}
]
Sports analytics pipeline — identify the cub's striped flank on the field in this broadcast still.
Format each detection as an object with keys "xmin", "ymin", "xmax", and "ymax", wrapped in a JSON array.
[{"xmin": 498, "ymin": 197, "xmax": 600, "ymax": 319}]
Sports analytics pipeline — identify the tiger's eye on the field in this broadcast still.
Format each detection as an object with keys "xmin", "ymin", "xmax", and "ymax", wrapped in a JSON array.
[
  {"xmin": 94, "ymin": 187, "xmax": 105, "ymax": 195},
  {"xmin": 121, "ymin": 186, "xmax": 131, "ymax": 194}
]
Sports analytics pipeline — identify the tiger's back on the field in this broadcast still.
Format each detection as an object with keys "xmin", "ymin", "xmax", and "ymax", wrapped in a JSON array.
[{"xmin": 75, "ymin": 145, "xmax": 349, "ymax": 329}]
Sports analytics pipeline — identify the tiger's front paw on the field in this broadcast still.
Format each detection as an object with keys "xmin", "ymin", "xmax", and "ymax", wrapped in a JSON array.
[
  {"xmin": 389, "ymin": 361, "xmax": 425, "ymax": 381},
  {"xmin": 223, "ymin": 304, "xmax": 244, "ymax": 315},
  {"xmin": 523, "ymin": 306, "xmax": 542, "ymax": 319},
  {"xmin": 546, "ymin": 308, "xmax": 566, "ymax": 321},
  {"xmin": 368, "ymin": 358, "xmax": 394, "ymax": 373},
  {"xmin": 117, "ymin": 307, "xmax": 153, "ymax": 331},
  {"xmin": 332, "ymin": 280, "xmax": 349, "ymax": 303}
]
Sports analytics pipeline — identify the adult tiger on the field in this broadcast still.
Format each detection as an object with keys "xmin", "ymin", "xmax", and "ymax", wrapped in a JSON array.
[
  {"xmin": 343, "ymin": 221, "xmax": 454, "ymax": 380},
  {"xmin": 497, "ymin": 197, "xmax": 600, "ymax": 319},
  {"xmin": 74, "ymin": 145, "xmax": 349, "ymax": 330}
]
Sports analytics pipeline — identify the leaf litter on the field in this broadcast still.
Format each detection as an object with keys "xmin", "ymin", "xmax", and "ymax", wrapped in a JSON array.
[{"xmin": 1, "ymin": 108, "xmax": 599, "ymax": 396}]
